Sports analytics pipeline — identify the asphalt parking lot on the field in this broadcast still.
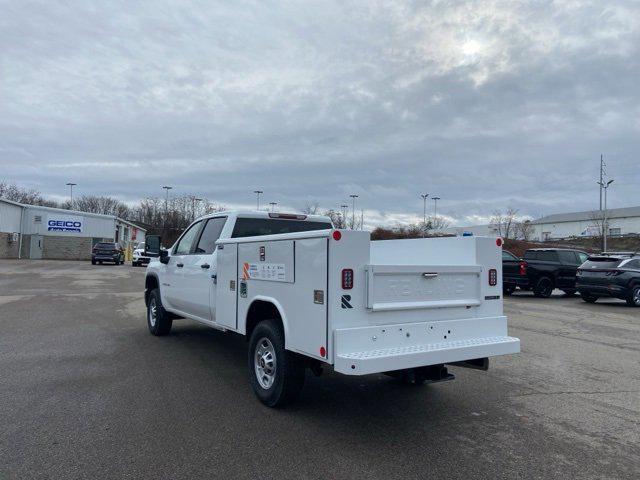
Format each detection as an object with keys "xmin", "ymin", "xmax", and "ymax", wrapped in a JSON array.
[{"xmin": 1, "ymin": 260, "xmax": 639, "ymax": 479}]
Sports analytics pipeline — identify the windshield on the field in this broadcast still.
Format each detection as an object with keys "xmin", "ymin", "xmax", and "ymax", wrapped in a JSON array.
[
  {"xmin": 232, "ymin": 218, "xmax": 332, "ymax": 238},
  {"xmin": 95, "ymin": 243, "xmax": 116, "ymax": 249}
]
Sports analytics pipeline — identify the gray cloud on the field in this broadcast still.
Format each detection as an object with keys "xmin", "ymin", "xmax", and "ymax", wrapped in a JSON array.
[{"xmin": 1, "ymin": 0, "xmax": 639, "ymax": 226}]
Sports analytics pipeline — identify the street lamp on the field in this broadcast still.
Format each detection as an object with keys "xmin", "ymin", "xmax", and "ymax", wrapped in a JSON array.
[
  {"xmin": 66, "ymin": 182, "xmax": 77, "ymax": 208},
  {"xmin": 597, "ymin": 179, "xmax": 614, "ymax": 251},
  {"xmin": 432, "ymin": 196, "xmax": 441, "ymax": 218},
  {"xmin": 254, "ymin": 190, "xmax": 263, "ymax": 210},
  {"xmin": 349, "ymin": 195, "xmax": 359, "ymax": 229},
  {"xmin": 269, "ymin": 202, "xmax": 278, "ymax": 212},
  {"xmin": 420, "ymin": 193, "xmax": 429, "ymax": 225}
]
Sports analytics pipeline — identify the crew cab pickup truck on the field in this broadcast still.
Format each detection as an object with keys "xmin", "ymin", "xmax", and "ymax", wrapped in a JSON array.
[
  {"xmin": 522, "ymin": 248, "xmax": 589, "ymax": 297},
  {"xmin": 502, "ymin": 250, "xmax": 528, "ymax": 295},
  {"xmin": 144, "ymin": 211, "xmax": 520, "ymax": 407}
]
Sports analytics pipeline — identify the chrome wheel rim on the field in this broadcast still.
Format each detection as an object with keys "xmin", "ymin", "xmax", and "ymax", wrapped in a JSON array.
[
  {"xmin": 254, "ymin": 337, "xmax": 276, "ymax": 389},
  {"xmin": 149, "ymin": 298, "xmax": 157, "ymax": 327}
]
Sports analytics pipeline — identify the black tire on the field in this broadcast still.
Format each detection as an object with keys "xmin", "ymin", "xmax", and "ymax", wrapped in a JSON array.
[
  {"xmin": 132, "ymin": 261, "xmax": 138, "ymax": 267},
  {"xmin": 580, "ymin": 292, "xmax": 598, "ymax": 303},
  {"xmin": 626, "ymin": 285, "xmax": 640, "ymax": 307},
  {"xmin": 503, "ymin": 284, "xmax": 516, "ymax": 296},
  {"xmin": 147, "ymin": 288, "xmax": 172, "ymax": 336},
  {"xmin": 533, "ymin": 277, "xmax": 554, "ymax": 298},
  {"xmin": 562, "ymin": 289, "xmax": 577, "ymax": 296},
  {"xmin": 248, "ymin": 320, "xmax": 305, "ymax": 408},
  {"xmin": 91, "ymin": 260, "xmax": 96, "ymax": 265},
  {"xmin": 98, "ymin": 261, "xmax": 103, "ymax": 265}
]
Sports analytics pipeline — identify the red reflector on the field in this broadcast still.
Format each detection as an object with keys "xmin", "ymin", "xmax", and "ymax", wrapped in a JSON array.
[
  {"xmin": 342, "ymin": 268, "xmax": 353, "ymax": 289},
  {"xmin": 519, "ymin": 261, "xmax": 527, "ymax": 276},
  {"xmin": 496, "ymin": 238, "xmax": 503, "ymax": 247},
  {"xmin": 489, "ymin": 268, "xmax": 497, "ymax": 286},
  {"xmin": 333, "ymin": 230, "xmax": 342, "ymax": 241},
  {"xmin": 320, "ymin": 346, "xmax": 326, "ymax": 357}
]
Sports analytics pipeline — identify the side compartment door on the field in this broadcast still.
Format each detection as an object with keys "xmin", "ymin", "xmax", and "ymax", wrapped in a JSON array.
[{"xmin": 215, "ymin": 242, "xmax": 238, "ymax": 329}]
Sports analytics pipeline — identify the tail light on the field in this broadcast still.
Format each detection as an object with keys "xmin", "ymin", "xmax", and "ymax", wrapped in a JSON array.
[
  {"xmin": 342, "ymin": 269, "xmax": 353, "ymax": 289},
  {"xmin": 488, "ymin": 268, "xmax": 497, "ymax": 286},
  {"xmin": 519, "ymin": 261, "xmax": 527, "ymax": 276},
  {"xmin": 576, "ymin": 269, "xmax": 583, "ymax": 276}
]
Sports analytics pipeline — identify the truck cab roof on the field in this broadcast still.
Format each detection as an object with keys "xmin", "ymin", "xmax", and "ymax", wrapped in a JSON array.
[{"xmin": 196, "ymin": 210, "xmax": 332, "ymax": 225}]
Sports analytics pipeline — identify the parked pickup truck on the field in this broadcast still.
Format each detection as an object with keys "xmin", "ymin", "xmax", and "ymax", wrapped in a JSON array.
[
  {"xmin": 521, "ymin": 248, "xmax": 589, "ymax": 298},
  {"xmin": 502, "ymin": 250, "xmax": 528, "ymax": 295},
  {"xmin": 143, "ymin": 211, "xmax": 520, "ymax": 407}
]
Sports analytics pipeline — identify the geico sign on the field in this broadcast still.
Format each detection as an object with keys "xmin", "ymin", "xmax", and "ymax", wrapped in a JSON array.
[{"xmin": 47, "ymin": 219, "xmax": 82, "ymax": 233}]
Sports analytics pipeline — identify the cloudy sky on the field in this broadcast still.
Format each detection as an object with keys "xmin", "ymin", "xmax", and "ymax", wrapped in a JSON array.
[{"xmin": 1, "ymin": 0, "xmax": 639, "ymax": 226}]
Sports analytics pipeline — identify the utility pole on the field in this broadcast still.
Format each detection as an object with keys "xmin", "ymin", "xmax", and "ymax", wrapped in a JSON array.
[
  {"xmin": 269, "ymin": 202, "xmax": 277, "ymax": 212},
  {"xmin": 349, "ymin": 195, "xmax": 359, "ymax": 229},
  {"xmin": 254, "ymin": 190, "xmax": 263, "ymax": 210},
  {"xmin": 191, "ymin": 197, "xmax": 203, "ymax": 220},
  {"xmin": 432, "ymin": 196, "xmax": 441, "ymax": 218},
  {"xmin": 420, "ymin": 193, "xmax": 429, "ymax": 225},
  {"xmin": 597, "ymin": 179, "xmax": 614, "ymax": 252},
  {"xmin": 162, "ymin": 186, "xmax": 172, "ymax": 231},
  {"xmin": 599, "ymin": 155, "xmax": 604, "ymax": 211},
  {"xmin": 66, "ymin": 182, "xmax": 77, "ymax": 208}
]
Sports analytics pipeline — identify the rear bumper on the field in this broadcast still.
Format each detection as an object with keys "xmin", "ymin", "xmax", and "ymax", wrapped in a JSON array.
[
  {"xmin": 577, "ymin": 284, "xmax": 628, "ymax": 299},
  {"xmin": 504, "ymin": 276, "xmax": 529, "ymax": 288},
  {"xmin": 333, "ymin": 317, "xmax": 520, "ymax": 375}
]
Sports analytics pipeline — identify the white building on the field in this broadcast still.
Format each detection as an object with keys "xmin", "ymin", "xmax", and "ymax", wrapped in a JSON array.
[
  {"xmin": 532, "ymin": 206, "xmax": 640, "ymax": 241},
  {"xmin": 0, "ymin": 198, "xmax": 146, "ymax": 260}
]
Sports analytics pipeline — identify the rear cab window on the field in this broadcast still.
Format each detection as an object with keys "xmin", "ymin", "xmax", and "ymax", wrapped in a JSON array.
[
  {"xmin": 502, "ymin": 251, "xmax": 518, "ymax": 261},
  {"xmin": 232, "ymin": 218, "xmax": 332, "ymax": 238}
]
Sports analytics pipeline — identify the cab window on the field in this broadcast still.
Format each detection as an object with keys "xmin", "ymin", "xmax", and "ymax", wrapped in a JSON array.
[
  {"xmin": 195, "ymin": 217, "xmax": 227, "ymax": 254},
  {"xmin": 174, "ymin": 221, "xmax": 203, "ymax": 255},
  {"xmin": 502, "ymin": 251, "xmax": 518, "ymax": 261}
]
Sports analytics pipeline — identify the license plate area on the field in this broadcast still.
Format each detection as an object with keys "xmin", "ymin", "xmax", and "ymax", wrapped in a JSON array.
[{"xmin": 365, "ymin": 265, "xmax": 482, "ymax": 311}]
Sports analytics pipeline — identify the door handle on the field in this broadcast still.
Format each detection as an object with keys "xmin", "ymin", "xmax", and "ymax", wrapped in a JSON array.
[
  {"xmin": 422, "ymin": 272, "xmax": 438, "ymax": 279},
  {"xmin": 201, "ymin": 263, "xmax": 210, "ymax": 269},
  {"xmin": 176, "ymin": 263, "xmax": 184, "ymax": 268}
]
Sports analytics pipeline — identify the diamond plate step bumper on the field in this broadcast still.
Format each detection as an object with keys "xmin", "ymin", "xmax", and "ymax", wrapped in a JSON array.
[{"xmin": 334, "ymin": 335, "xmax": 520, "ymax": 375}]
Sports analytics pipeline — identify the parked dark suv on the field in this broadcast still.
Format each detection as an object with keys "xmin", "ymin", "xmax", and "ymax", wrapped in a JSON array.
[
  {"xmin": 576, "ymin": 254, "xmax": 640, "ymax": 307},
  {"xmin": 91, "ymin": 242, "xmax": 124, "ymax": 265},
  {"xmin": 522, "ymin": 248, "xmax": 589, "ymax": 298}
]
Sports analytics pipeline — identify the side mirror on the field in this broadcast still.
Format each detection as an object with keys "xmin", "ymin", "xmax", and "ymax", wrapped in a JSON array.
[
  {"xmin": 159, "ymin": 249, "xmax": 170, "ymax": 264},
  {"xmin": 145, "ymin": 235, "xmax": 161, "ymax": 257}
]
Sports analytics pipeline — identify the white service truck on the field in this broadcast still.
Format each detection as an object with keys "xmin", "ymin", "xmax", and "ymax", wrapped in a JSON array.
[{"xmin": 144, "ymin": 211, "xmax": 520, "ymax": 407}]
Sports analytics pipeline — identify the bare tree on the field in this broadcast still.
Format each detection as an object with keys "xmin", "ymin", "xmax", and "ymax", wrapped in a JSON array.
[
  {"xmin": 324, "ymin": 209, "xmax": 347, "ymax": 229},
  {"xmin": 0, "ymin": 182, "xmax": 57, "ymax": 207},
  {"xmin": 301, "ymin": 201, "xmax": 320, "ymax": 215},
  {"xmin": 490, "ymin": 207, "xmax": 519, "ymax": 240},
  {"xmin": 515, "ymin": 219, "xmax": 535, "ymax": 241},
  {"xmin": 73, "ymin": 195, "xmax": 131, "ymax": 218}
]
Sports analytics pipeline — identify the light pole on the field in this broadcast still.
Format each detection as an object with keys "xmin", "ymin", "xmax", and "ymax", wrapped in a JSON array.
[
  {"xmin": 269, "ymin": 202, "xmax": 277, "ymax": 212},
  {"xmin": 432, "ymin": 196, "xmax": 441, "ymax": 218},
  {"xmin": 340, "ymin": 204, "xmax": 348, "ymax": 227},
  {"xmin": 66, "ymin": 182, "xmax": 77, "ymax": 208},
  {"xmin": 254, "ymin": 190, "xmax": 263, "ymax": 210},
  {"xmin": 597, "ymin": 179, "xmax": 614, "ymax": 252},
  {"xmin": 420, "ymin": 193, "xmax": 429, "ymax": 225},
  {"xmin": 349, "ymin": 195, "xmax": 359, "ymax": 229}
]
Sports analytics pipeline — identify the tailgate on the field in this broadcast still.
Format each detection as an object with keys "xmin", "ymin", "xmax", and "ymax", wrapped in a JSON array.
[{"xmin": 365, "ymin": 264, "xmax": 482, "ymax": 311}]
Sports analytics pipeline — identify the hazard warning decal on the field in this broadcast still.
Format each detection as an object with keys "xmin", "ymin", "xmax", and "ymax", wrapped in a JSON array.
[{"xmin": 242, "ymin": 262, "xmax": 286, "ymax": 282}]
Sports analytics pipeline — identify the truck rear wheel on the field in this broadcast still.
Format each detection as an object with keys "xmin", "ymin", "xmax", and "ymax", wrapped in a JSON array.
[
  {"xmin": 248, "ymin": 320, "xmax": 305, "ymax": 407},
  {"xmin": 147, "ymin": 288, "xmax": 172, "ymax": 336},
  {"xmin": 533, "ymin": 277, "xmax": 554, "ymax": 298}
]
